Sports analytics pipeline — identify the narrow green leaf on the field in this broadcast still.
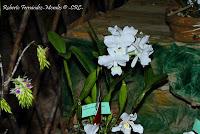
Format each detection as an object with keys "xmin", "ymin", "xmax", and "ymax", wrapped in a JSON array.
[
  {"xmin": 103, "ymin": 70, "xmax": 130, "ymax": 101},
  {"xmin": 63, "ymin": 60, "xmax": 73, "ymax": 92},
  {"xmin": 80, "ymin": 68, "xmax": 100, "ymax": 101},
  {"xmin": 119, "ymin": 81, "xmax": 127, "ymax": 114},
  {"xmin": 47, "ymin": 31, "xmax": 66, "ymax": 53},
  {"xmin": 91, "ymin": 84, "xmax": 97, "ymax": 103},
  {"xmin": 103, "ymin": 91, "xmax": 111, "ymax": 102},
  {"xmin": 134, "ymin": 66, "xmax": 167, "ymax": 109},
  {"xmin": 84, "ymin": 96, "xmax": 93, "ymax": 104},
  {"xmin": 59, "ymin": 52, "xmax": 71, "ymax": 60},
  {"xmin": 71, "ymin": 46, "xmax": 95, "ymax": 73},
  {"xmin": 87, "ymin": 21, "xmax": 105, "ymax": 55}
]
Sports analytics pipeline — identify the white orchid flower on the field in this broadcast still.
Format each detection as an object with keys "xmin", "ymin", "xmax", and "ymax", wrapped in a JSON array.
[
  {"xmin": 128, "ymin": 35, "xmax": 153, "ymax": 68},
  {"xmin": 183, "ymin": 131, "xmax": 195, "ymax": 134},
  {"xmin": 112, "ymin": 113, "xmax": 144, "ymax": 134},
  {"xmin": 104, "ymin": 25, "xmax": 138, "ymax": 48},
  {"xmin": 98, "ymin": 47, "xmax": 129, "ymax": 76},
  {"xmin": 84, "ymin": 124, "xmax": 99, "ymax": 134}
]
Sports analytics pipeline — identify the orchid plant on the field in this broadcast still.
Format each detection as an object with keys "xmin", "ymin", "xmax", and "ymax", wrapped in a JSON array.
[
  {"xmin": 0, "ymin": 42, "xmax": 50, "ymax": 113},
  {"xmin": 48, "ymin": 23, "xmax": 200, "ymax": 133}
]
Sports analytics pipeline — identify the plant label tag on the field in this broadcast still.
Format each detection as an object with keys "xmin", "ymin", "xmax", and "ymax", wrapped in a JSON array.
[
  {"xmin": 82, "ymin": 103, "xmax": 97, "ymax": 118},
  {"xmin": 82, "ymin": 102, "xmax": 111, "ymax": 118},
  {"xmin": 101, "ymin": 102, "xmax": 111, "ymax": 114},
  {"xmin": 193, "ymin": 119, "xmax": 200, "ymax": 133}
]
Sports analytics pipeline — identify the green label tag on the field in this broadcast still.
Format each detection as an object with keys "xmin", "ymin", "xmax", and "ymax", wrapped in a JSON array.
[
  {"xmin": 192, "ymin": 119, "xmax": 200, "ymax": 133},
  {"xmin": 82, "ymin": 102, "xmax": 111, "ymax": 118},
  {"xmin": 101, "ymin": 102, "xmax": 111, "ymax": 114},
  {"xmin": 82, "ymin": 103, "xmax": 96, "ymax": 118}
]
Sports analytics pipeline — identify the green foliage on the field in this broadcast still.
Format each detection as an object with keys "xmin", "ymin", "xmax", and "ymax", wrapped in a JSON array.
[
  {"xmin": 91, "ymin": 84, "xmax": 97, "ymax": 103},
  {"xmin": 79, "ymin": 68, "xmax": 100, "ymax": 101},
  {"xmin": 0, "ymin": 98, "xmax": 12, "ymax": 114},
  {"xmin": 118, "ymin": 81, "xmax": 127, "ymax": 114},
  {"xmin": 103, "ymin": 72, "xmax": 129, "ymax": 101},
  {"xmin": 87, "ymin": 21, "xmax": 106, "ymax": 55},
  {"xmin": 70, "ymin": 46, "xmax": 95, "ymax": 73},
  {"xmin": 84, "ymin": 96, "xmax": 93, "ymax": 104},
  {"xmin": 63, "ymin": 60, "xmax": 72, "ymax": 92},
  {"xmin": 37, "ymin": 45, "xmax": 50, "ymax": 70},
  {"xmin": 61, "ymin": 69, "xmax": 74, "ymax": 118},
  {"xmin": 154, "ymin": 44, "xmax": 200, "ymax": 104},
  {"xmin": 47, "ymin": 32, "xmax": 66, "ymax": 54}
]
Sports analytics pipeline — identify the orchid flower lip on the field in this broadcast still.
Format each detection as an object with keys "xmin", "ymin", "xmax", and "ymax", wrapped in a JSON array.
[{"xmin": 84, "ymin": 123, "xmax": 99, "ymax": 134}]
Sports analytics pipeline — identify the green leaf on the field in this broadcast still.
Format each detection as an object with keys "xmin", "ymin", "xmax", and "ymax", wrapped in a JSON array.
[
  {"xmin": 79, "ymin": 68, "xmax": 100, "ymax": 101},
  {"xmin": 61, "ymin": 68, "xmax": 74, "ymax": 119},
  {"xmin": 84, "ymin": 96, "xmax": 93, "ymax": 104},
  {"xmin": 103, "ymin": 70, "xmax": 130, "ymax": 101},
  {"xmin": 144, "ymin": 66, "xmax": 167, "ymax": 89},
  {"xmin": 63, "ymin": 60, "xmax": 73, "ymax": 93},
  {"xmin": 103, "ymin": 91, "xmax": 112, "ymax": 102},
  {"xmin": 48, "ymin": 31, "xmax": 66, "ymax": 53},
  {"xmin": 71, "ymin": 46, "xmax": 95, "ymax": 73},
  {"xmin": 59, "ymin": 52, "xmax": 71, "ymax": 60},
  {"xmin": 87, "ymin": 21, "xmax": 105, "ymax": 55},
  {"xmin": 0, "ymin": 98, "xmax": 12, "ymax": 114},
  {"xmin": 119, "ymin": 81, "xmax": 127, "ymax": 114},
  {"xmin": 91, "ymin": 84, "xmax": 97, "ymax": 103},
  {"xmin": 134, "ymin": 66, "xmax": 167, "ymax": 110}
]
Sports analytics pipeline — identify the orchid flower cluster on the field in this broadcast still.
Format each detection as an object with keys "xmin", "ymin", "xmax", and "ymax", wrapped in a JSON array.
[
  {"xmin": 83, "ymin": 113, "xmax": 143, "ymax": 134},
  {"xmin": 98, "ymin": 25, "xmax": 153, "ymax": 76},
  {"xmin": 37, "ymin": 45, "xmax": 50, "ymax": 70},
  {"xmin": 10, "ymin": 76, "xmax": 34, "ymax": 108}
]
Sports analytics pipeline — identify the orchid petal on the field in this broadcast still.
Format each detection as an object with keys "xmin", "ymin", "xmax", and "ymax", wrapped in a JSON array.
[
  {"xmin": 138, "ymin": 35, "xmax": 149, "ymax": 49},
  {"xmin": 120, "ymin": 112, "xmax": 130, "ymax": 121},
  {"xmin": 107, "ymin": 47, "xmax": 127, "ymax": 56},
  {"xmin": 111, "ymin": 125, "xmax": 122, "ymax": 132},
  {"xmin": 104, "ymin": 35, "xmax": 118, "ymax": 48},
  {"xmin": 129, "ymin": 113, "xmax": 137, "ymax": 121},
  {"xmin": 138, "ymin": 53, "xmax": 151, "ymax": 67},
  {"xmin": 123, "ymin": 26, "xmax": 138, "ymax": 36},
  {"xmin": 127, "ymin": 45, "xmax": 136, "ymax": 52},
  {"xmin": 129, "ymin": 123, "xmax": 144, "ymax": 134},
  {"xmin": 121, "ymin": 35, "xmax": 135, "ymax": 47},
  {"xmin": 98, "ymin": 55, "xmax": 113, "ymax": 66},
  {"xmin": 131, "ymin": 56, "xmax": 138, "ymax": 68},
  {"xmin": 108, "ymin": 25, "xmax": 122, "ymax": 35}
]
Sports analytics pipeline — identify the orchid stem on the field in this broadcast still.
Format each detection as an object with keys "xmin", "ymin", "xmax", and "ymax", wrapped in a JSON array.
[{"xmin": 4, "ymin": 41, "xmax": 35, "ymax": 88}]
